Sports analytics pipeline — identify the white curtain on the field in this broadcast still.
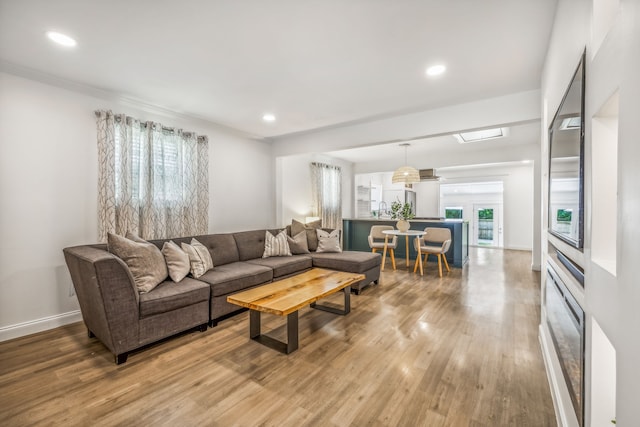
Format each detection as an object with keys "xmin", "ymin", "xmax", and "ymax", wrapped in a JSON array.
[
  {"xmin": 310, "ymin": 162, "xmax": 342, "ymax": 229},
  {"xmin": 96, "ymin": 110, "xmax": 209, "ymax": 241}
]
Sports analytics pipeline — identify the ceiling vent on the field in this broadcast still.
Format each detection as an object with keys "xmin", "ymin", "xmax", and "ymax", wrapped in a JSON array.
[{"xmin": 419, "ymin": 169, "xmax": 441, "ymax": 181}]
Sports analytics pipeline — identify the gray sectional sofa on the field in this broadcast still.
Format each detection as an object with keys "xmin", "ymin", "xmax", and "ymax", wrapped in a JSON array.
[{"xmin": 63, "ymin": 228, "xmax": 381, "ymax": 364}]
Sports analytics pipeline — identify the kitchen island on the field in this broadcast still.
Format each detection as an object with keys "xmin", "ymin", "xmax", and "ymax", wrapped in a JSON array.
[{"xmin": 342, "ymin": 218, "xmax": 469, "ymax": 268}]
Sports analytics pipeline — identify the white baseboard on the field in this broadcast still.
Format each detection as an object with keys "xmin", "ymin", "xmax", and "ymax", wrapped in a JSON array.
[
  {"xmin": 503, "ymin": 245, "xmax": 533, "ymax": 251},
  {"xmin": 0, "ymin": 310, "xmax": 82, "ymax": 343}
]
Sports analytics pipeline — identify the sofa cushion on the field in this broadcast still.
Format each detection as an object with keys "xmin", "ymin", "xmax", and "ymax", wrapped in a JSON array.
[
  {"xmin": 233, "ymin": 229, "xmax": 280, "ymax": 261},
  {"xmin": 108, "ymin": 232, "xmax": 168, "ymax": 293},
  {"xmin": 138, "ymin": 277, "xmax": 210, "ymax": 318},
  {"xmin": 161, "ymin": 241, "xmax": 190, "ymax": 282},
  {"xmin": 310, "ymin": 251, "xmax": 381, "ymax": 274},
  {"xmin": 262, "ymin": 230, "xmax": 292, "ymax": 258},
  {"xmin": 246, "ymin": 255, "xmax": 313, "ymax": 278},
  {"xmin": 197, "ymin": 262, "xmax": 273, "ymax": 297}
]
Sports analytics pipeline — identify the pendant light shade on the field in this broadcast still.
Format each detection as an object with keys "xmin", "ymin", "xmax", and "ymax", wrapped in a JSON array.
[
  {"xmin": 392, "ymin": 144, "xmax": 420, "ymax": 184},
  {"xmin": 392, "ymin": 166, "xmax": 420, "ymax": 183}
]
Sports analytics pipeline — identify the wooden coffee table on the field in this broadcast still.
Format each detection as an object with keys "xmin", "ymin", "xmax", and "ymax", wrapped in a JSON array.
[{"xmin": 227, "ymin": 268, "xmax": 365, "ymax": 354}]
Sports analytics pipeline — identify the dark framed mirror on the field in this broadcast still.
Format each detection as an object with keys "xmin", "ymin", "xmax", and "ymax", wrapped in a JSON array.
[{"xmin": 548, "ymin": 51, "xmax": 585, "ymax": 249}]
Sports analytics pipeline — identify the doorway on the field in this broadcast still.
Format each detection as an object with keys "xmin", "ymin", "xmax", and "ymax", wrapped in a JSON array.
[{"xmin": 440, "ymin": 181, "xmax": 504, "ymax": 248}]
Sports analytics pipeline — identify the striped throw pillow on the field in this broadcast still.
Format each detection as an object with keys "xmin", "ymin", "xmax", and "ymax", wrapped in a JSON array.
[{"xmin": 263, "ymin": 230, "xmax": 292, "ymax": 258}]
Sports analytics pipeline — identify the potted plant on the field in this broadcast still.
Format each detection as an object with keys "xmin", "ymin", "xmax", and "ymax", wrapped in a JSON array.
[{"xmin": 390, "ymin": 200, "xmax": 415, "ymax": 231}]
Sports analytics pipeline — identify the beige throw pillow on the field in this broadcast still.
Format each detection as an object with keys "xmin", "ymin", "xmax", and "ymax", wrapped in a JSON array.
[
  {"xmin": 263, "ymin": 230, "xmax": 292, "ymax": 258},
  {"xmin": 287, "ymin": 230, "xmax": 310, "ymax": 254},
  {"xmin": 291, "ymin": 218, "xmax": 322, "ymax": 251},
  {"xmin": 161, "ymin": 240, "xmax": 190, "ymax": 282},
  {"xmin": 107, "ymin": 232, "xmax": 168, "ymax": 293},
  {"xmin": 316, "ymin": 229, "xmax": 342, "ymax": 253},
  {"xmin": 181, "ymin": 238, "xmax": 213, "ymax": 278}
]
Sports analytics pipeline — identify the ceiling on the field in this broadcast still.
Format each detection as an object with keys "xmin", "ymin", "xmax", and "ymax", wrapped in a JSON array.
[
  {"xmin": 0, "ymin": 1, "xmax": 557, "ymax": 139},
  {"xmin": 326, "ymin": 121, "xmax": 540, "ymax": 165}
]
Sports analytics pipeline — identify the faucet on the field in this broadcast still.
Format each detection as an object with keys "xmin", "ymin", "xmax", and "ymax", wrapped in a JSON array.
[{"xmin": 378, "ymin": 201, "xmax": 388, "ymax": 218}]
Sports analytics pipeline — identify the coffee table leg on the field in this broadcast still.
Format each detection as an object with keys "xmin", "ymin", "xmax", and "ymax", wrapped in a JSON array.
[
  {"xmin": 249, "ymin": 310, "xmax": 261, "ymax": 339},
  {"xmin": 286, "ymin": 312, "xmax": 298, "ymax": 353},
  {"xmin": 249, "ymin": 309, "xmax": 299, "ymax": 354},
  {"xmin": 310, "ymin": 285, "xmax": 351, "ymax": 315}
]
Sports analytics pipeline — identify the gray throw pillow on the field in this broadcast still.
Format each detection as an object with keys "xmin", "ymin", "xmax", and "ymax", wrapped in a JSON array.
[
  {"xmin": 287, "ymin": 231, "xmax": 310, "ymax": 254},
  {"xmin": 161, "ymin": 240, "xmax": 190, "ymax": 282},
  {"xmin": 316, "ymin": 229, "xmax": 342, "ymax": 253},
  {"xmin": 181, "ymin": 238, "xmax": 214, "ymax": 279},
  {"xmin": 108, "ymin": 232, "xmax": 168, "ymax": 293},
  {"xmin": 263, "ymin": 230, "xmax": 292, "ymax": 258},
  {"xmin": 291, "ymin": 218, "xmax": 322, "ymax": 251}
]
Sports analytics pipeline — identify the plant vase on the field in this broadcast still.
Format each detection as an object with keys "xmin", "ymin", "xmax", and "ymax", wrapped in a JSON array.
[{"xmin": 396, "ymin": 220, "xmax": 410, "ymax": 232}]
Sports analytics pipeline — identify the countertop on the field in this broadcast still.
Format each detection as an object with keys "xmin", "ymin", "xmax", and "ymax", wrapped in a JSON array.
[{"xmin": 343, "ymin": 218, "xmax": 467, "ymax": 223}]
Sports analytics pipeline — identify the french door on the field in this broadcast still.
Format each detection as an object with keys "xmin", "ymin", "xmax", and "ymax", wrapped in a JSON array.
[{"xmin": 473, "ymin": 204, "xmax": 503, "ymax": 247}]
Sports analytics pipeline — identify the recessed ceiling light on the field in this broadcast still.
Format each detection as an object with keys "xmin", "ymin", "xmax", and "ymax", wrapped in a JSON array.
[
  {"xmin": 262, "ymin": 113, "xmax": 276, "ymax": 122},
  {"xmin": 426, "ymin": 64, "xmax": 446, "ymax": 77},
  {"xmin": 46, "ymin": 31, "xmax": 77, "ymax": 47}
]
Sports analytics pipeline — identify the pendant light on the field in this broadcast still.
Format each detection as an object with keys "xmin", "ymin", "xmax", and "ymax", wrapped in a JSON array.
[{"xmin": 392, "ymin": 143, "xmax": 420, "ymax": 184}]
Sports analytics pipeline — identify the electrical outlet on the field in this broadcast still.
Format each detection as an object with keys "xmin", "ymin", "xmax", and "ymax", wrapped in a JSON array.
[{"xmin": 69, "ymin": 283, "xmax": 76, "ymax": 297}]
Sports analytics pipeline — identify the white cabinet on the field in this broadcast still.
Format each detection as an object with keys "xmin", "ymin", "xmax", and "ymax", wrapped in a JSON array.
[{"xmin": 356, "ymin": 185, "xmax": 372, "ymax": 218}]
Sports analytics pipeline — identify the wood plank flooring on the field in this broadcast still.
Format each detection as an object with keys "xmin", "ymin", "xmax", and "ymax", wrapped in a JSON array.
[{"xmin": 0, "ymin": 248, "xmax": 556, "ymax": 426}]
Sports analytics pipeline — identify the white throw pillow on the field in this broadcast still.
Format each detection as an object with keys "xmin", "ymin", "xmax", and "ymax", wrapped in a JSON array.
[
  {"xmin": 315, "ymin": 229, "xmax": 342, "ymax": 253},
  {"xmin": 263, "ymin": 230, "xmax": 292, "ymax": 258},
  {"xmin": 181, "ymin": 238, "xmax": 213, "ymax": 278},
  {"xmin": 161, "ymin": 240, "xmax": 190, "ymax": 282}
]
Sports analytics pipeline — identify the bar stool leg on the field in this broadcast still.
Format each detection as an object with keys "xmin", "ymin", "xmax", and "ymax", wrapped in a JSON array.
[
  {"xmin": 390, "ymin": 248, "xmax": 396, "ymax": 270},
  {"xmin": 381, "ymin": 235, "xmax": 389, "ymax": 271},
  {"xmin": 417, "ymin": 239, "xmax": 424, "ymax": 276}
]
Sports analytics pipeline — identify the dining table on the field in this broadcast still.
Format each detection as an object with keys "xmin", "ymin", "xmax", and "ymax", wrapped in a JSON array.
[{"xmin": 381, "ymin": 229, "xmax": 427, "ymax": 276}]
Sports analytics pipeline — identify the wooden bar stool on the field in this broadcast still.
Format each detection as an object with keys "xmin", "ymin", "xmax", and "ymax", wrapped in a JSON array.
[
  {"xmin": 413, "ymin": 227, "xmax": 452, "ymax": 277},
  {"xmin": 368, "ymin": 225, "xmax": 397, "ymax": 270}
]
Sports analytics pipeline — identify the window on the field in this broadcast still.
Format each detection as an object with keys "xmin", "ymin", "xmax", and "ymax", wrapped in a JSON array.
[
  {"xmin": 113, "ymin": 126, "xmax": 183, "ymax": 203},
  {"xmin": 453, "ymin": 127, "xmax": 509, "ymax": 143},
  {"xmin": 445, "ymin": 207, "xmax": 463, "ymax": 219},
  {"xmin": 310, "ymin": 162, "xmax": 342, "ymax": 229}
]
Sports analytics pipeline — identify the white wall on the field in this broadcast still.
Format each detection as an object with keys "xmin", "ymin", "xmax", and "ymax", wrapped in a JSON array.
[
  {"xmin": 540, "ymin": 0, "xmax": 640, "ymax": 425},
  {"xmin": 276, "ymin": 153, "xmax": 353, "ymax": 227},
  {"xmin": 0, "ymin": 72, "xmax": 275, "ymax": 340}
]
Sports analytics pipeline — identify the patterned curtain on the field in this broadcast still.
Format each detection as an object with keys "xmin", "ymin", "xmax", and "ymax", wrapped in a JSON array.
[
  {"xmin": 96, "ymin": 110, "xmax": 209, "ymax": 241},
  {"xmin": 310, "ymin": 162, "xmax": 342, "ymax": 229}
]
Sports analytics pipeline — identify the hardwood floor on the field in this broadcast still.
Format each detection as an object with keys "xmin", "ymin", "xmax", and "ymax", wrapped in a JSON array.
[{"xmin": 0, "ymin": 248, "xmax": 556, "ymax": 426}]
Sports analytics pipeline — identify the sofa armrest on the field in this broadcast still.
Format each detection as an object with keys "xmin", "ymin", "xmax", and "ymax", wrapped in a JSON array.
[{"xmin": 63, "ymin": 246, "xmax": 140, "ymax": 356}]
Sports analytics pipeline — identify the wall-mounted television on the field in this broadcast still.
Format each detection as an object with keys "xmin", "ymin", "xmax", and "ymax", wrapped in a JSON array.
[{"xmin": 548, "ymin": 51, "xmax": 585, "ymax": 249}]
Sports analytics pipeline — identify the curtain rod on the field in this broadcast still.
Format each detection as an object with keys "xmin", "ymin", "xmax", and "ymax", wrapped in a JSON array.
[{"xmin": 95, "ymin": 110, "xmax": 207, "ymax": 140}]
